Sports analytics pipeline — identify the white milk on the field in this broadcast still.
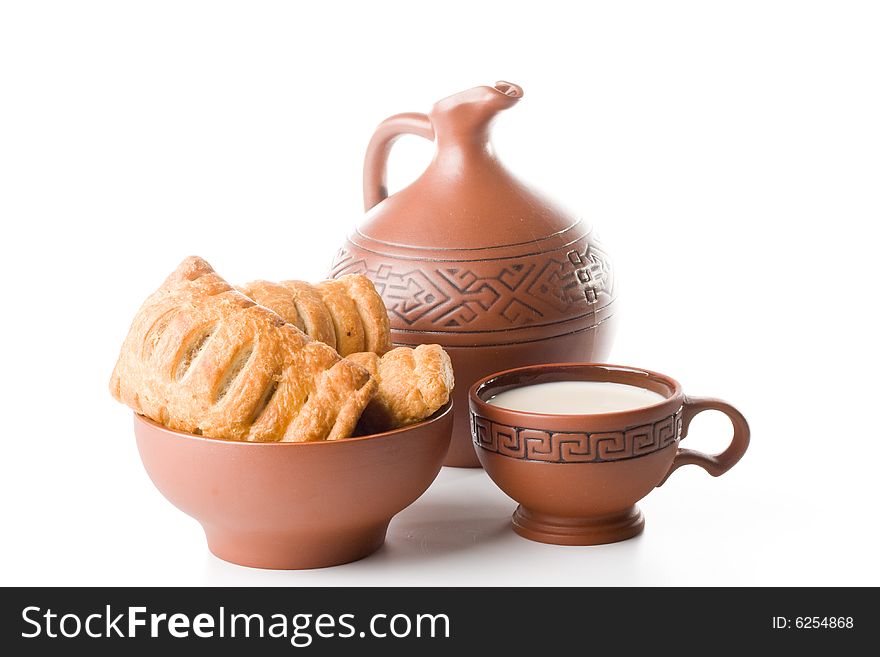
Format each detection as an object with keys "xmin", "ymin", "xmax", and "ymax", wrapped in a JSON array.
[{"xmin": 486, "ymin": 380, "xmax": 666, "ymax": 414}]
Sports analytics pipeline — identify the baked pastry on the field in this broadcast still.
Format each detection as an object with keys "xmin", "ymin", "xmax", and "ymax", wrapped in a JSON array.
[
  {"xmin": 325, "ymin": 275, "xmax": 392, "ymax": 355},
  {"xmin": 313, "ymin": 279, "xmax": 365, "ymax": 357},
  {"xmin": 240, "ymin": 278, "xmax": 450, "ymax": 433},
  {"xmin": 110, "ymin": 256, "xmax": 377, "ymax": 442},
  {"xmin": 240, "ymin": 274, "xmax": 391, "ymax": 356},
  {"xmin": 347, "ymin": 345, "xmax": 454, "ymax": 433},
  {"xmin": 238, "ymin": 280, "xmax": 336, "ymax": 347}
]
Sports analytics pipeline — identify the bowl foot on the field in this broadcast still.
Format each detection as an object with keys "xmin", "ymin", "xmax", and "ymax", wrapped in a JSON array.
[
  {"xmin": 204, "ymin": 522, "xmax": 389, "ymax": 570},
  {"xmin": 511, "ymin": 505, "xmax": 644, "ymax": 546}
]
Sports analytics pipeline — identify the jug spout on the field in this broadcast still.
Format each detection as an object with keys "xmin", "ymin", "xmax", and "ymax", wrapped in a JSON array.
[
  {"xmin": 493, "ymin": 80, "xmax": 524, "ymax": 100},
  {"xmin": 429, "ymin": 81, "xmax": 523, "ymax": 147}
]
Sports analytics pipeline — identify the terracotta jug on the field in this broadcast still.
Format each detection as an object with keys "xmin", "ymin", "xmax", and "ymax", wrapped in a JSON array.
[{"xmin": 330, "ymin": 81, "xmax": 617, "ymax": 467}]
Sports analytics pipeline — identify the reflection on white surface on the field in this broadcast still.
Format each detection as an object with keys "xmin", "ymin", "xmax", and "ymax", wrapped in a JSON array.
[{"xmin": 198, "ymin": 468, "xmax": 652, "ymax": 586}]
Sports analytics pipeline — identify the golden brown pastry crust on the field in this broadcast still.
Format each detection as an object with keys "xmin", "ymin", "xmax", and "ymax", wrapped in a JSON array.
[
  {"xmin": 314, "ymin": 279, "xmax": 366, "ymax": 356},
  {"xmin": 110, "ymin": 256, "xmax": 377, "ymax": 442},
  {"xmin": 236, "ymin": 280, "xmax": 305, "ymax": 332},
  {"xmin": 333, "ymin": 274, "xmax": 392, "ymax": 355},
  {"xmin": 241, "ymin": 274, "xmax": 391, "ymax": 357},
  {"xmin": 240, "ymin": 280, "xmax": 338, "ymax": 350},
  {"xmin": 278, "ymin": 280, "xmax": 338, "ymax": 350},
  {"xmin": 347, "ymin": 344, "xmax": 454, "ymax": 433}
]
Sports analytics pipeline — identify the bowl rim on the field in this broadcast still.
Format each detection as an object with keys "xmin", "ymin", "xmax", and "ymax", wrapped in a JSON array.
[
  {"xmin": 133, "ymin": 399, "xmax": 453, "ymax": 446},
  {"xmin": 469, "ymin": 362, "xmax": 683, "ymax": 421}
]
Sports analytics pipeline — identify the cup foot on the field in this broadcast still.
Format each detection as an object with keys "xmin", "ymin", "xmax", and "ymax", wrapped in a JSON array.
[
  {"xmin": 203, "ymin": 522, "xmax": 389, "ymax": 570},
  {"xmin": 511, "ymin": 505, "xmax": 644, "ymax": 546}
]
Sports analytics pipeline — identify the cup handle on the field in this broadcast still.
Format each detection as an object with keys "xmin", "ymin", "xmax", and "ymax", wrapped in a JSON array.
[
  {"xmin": 363, "ymin": 112, "xmax": 435, "ymax": 211},
  {"xmin": 659, "ymin": 396, "xmax": 750, "ymax": 486}
]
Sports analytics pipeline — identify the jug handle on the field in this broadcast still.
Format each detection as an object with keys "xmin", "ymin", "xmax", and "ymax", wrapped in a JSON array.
[{"xmin": 363, "ymin": 112, "xmax": 434, "ymax": 211}]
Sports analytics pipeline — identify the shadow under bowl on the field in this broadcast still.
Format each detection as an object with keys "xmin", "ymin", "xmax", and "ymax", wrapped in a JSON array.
[{"xmin": 133, "ymin": 402, "xmax": 453, "ymax": 569}]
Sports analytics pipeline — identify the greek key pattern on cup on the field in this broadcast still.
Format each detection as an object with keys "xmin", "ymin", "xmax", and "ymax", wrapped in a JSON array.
[{"xmin": 472, "ymin": 410, "xmax": 682, "ymax": 463}]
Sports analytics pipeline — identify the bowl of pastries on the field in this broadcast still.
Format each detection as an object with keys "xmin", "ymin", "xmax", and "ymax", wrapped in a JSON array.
[{"xmin": 111, "ymin": 256, "xmax": 454, "ymax": 569}]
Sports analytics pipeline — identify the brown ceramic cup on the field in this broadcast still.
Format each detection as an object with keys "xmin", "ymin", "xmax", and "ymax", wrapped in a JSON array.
[
  {"xmin": 469, "ymin": 364, "xmax": 749, "ymax": 545},
  {"xmin": 134, "ymin": 402, "xmax": 453, "ymax": 569}
]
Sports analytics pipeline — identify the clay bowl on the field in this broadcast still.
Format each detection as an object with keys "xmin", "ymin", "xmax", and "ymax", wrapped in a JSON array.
[
  {"xmin": 133, "ymin": 402, "xmax": 453, "ymax": 569},
  {"xmin": 469, "ymin": 364, "xmax": 749, "ymax": 546}
]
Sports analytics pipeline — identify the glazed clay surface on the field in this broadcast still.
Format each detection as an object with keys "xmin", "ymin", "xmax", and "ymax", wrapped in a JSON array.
[
  {"xmin": 134, "ymin": 403, "xmax": 452, "ymax": 569},
  {"xmin": 469, "ymin": 364, "xmax": 750, "ymax": 545},
  {"xmin": 331, "ymin": 82, "xmax": 616, "ymax": 467}
]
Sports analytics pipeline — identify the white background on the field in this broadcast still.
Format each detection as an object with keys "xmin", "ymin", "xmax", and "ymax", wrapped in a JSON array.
[{"xmin": 1, "ymin": 0, "xmax": 878, "ymax": 586}]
